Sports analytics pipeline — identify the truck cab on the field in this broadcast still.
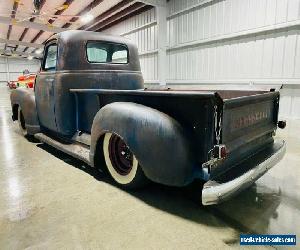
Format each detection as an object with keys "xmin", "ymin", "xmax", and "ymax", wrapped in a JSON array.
[{"xmin": 35, "ymin": 30, "xmax": 143, "ymax": 136}]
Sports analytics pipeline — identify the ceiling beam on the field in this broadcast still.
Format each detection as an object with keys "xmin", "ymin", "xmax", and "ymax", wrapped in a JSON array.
[
  {"xmin": 23, "ymin": 0, "xmax": 75, "ymax": 52},
  {"xmin": 62, "ymin": 0, "xmax": 105, "ymax": 28},
  {"xmin": 0, "ymin": 16, "xmax": 67, "ymax": 33},
  {"xmin": 16, "ymin": 0, "xmax": 47, "ymax": 51},
  {"xmin": 137, "ymin": 0, "xmax": 166, "ymax": 7},
  {"xmin": 48, "ymin": 0, "xmax": 75, "ymax": 24},
  {"xmin": 41, "ymin": 0, "xmax": 139, "ymax": 44},
  {"xmin": 0, "ymin": 38, "xmax": 43, "ymax": 49},
  {"xmin": 98, "ymin": 5, "xmax": 153, "ymax": 32},
  {"xmin": 4, "ymin": 0, "xmax": 19, "ymax": 51},
  {"xmin": 41, "ymin": 0, "xmax": 105, "ymax": 44},
  {"xmin": 80, "ymin": 0, "xmax": 135, "ymax": 30},
  {"xmin": 7, "ymin": 0, "xmax": 19, "ymax": 40},
  {"xmin": 0, "ymin": 49, "xmax": 42, "ymax": 58},
  {"xmin": 41, "ymin": 0, "xmax": 153, "ymax": 45},
  {"xmin": 93, "ymin": 3, "xmax": 148, "ymax": 31}
]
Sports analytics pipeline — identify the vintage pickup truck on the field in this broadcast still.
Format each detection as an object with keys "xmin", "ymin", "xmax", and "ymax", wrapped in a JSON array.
[{"xmin": 10, "ymin": 30, "xmax": 286, "ymax": 205}]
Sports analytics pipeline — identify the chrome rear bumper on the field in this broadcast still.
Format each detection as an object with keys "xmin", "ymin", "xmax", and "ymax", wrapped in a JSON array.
[{"xmin": 202, "ymin": 140, "xmax": 286, "ymax": 205}]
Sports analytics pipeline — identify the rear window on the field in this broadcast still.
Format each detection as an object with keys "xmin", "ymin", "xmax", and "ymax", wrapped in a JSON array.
[{"xmin": 86, "ymin": 41, "xmax": 128, "ymax": 64}]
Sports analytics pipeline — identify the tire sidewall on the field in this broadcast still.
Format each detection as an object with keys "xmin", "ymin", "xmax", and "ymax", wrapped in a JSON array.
[{"xmin": 103, "ymin": 133, "xmax": 139, "ymax": 185}]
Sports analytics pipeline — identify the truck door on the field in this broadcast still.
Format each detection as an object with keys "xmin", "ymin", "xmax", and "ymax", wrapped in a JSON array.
[{"xmin": 35, "ymin": 41, "xmax": 58, "ymax": 132}]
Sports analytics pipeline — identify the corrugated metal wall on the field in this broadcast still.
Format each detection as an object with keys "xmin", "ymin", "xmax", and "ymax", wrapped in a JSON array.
[
  {"xmin": 105, "ymin": 8, "xmax": 159, "ymax": 83},
  {"xmin": 105, "ymin": 0, "xmax": 300, "ymax": 119},
  {"xmin": 0, "ymin": 57, "xmax": 40, "ymax": 84},
  {"xmin": 167, "ymin": 0, "xmax": 300, "ymax": 84},
  {"xmin": 0, "ymin": 57, "xmax": 7, "ymax": 83}
]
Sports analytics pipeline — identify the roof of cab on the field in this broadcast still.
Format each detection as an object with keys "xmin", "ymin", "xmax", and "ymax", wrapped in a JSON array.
[
  {"xmin": 47, "ymin": 30, "xmax": 136, "ymax": 48},
  {"xmin": 46, "ymin": 30, "xmax": 141, "ymax": 71}
]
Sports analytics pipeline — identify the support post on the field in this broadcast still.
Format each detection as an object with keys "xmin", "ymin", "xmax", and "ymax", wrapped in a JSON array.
[
  {"xmin": 156, "ymin": 5, "xmax": 167, "ymax": 86},
  {"xmin": 5, "ymin": 57, "xmax": 10, "ymax": 82}
]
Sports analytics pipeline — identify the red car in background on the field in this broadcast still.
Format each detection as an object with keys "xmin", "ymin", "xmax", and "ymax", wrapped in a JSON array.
[
  {"xmin": 7, "ymin": 80, "xmax": 17, "ymax": 89},
  {"xmin": 7, "ymin": 73, "xmax": 36, "ymax": 89}
]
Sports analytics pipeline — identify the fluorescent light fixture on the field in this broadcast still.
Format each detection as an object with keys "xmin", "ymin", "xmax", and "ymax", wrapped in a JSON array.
[
  {"xmin": 27, "ymin": 56, "xmax": 33, "ymax": 60},
  {"xmin": 80, "ymin": 14, "xmax": 94, "ymax": 24},
  {"xmin": 35, "ymin": 49, "xmax": 43, "ymax": 54}
]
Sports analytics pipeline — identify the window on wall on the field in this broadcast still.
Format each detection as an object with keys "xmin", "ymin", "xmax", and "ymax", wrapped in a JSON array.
[
  {"xmin": 86, "ymin": 41, "xmax": 128, "ymax": 64},
  {"xmin": 43, "ymin": 43, "xmax": 57, "ymax": 71}
]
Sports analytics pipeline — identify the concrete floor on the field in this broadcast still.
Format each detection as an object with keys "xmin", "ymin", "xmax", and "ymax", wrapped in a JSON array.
[{"xmin": 0, "ymin": 85, "xmax": 299, "ymax": 250}]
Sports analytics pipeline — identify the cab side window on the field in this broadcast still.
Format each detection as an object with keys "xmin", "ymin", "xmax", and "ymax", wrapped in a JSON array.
[{"xmin": 43, "ymin": 44, "xmax": 58, "ymax": 71}]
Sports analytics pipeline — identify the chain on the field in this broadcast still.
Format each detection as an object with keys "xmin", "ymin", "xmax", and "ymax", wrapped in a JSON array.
[
  {"xmin": 214, "ymin": 105, "xmax": 222, "ymax": 144},
  {"xmin": 203, "ymin": 106, "xmax": 223, "ymax": 169}
]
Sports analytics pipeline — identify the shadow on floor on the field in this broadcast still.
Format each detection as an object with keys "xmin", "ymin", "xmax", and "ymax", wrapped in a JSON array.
[{"xmin": 36, "ymin": 142, "xmax": 282, "ymax": 238}]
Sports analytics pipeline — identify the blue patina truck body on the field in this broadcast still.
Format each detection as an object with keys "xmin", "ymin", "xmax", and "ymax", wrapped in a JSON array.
[{"xmin": 10, "ymin": 30, "xmax": 286, "ymax": 205}]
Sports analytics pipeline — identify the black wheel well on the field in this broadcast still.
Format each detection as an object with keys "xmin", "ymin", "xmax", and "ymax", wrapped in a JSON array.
[
  {"xmin": 12, "ymin": 104, "xmax": 19, "ymax": 120},
  {"xmin": 94, "ymin": 134, "xmax": 107, "ymax": 173}
]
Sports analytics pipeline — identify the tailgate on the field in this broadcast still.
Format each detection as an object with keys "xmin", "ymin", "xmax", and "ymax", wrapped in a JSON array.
[{"xmin": 221, "ymin": 92, "xmax": 279, "ymax": 153}]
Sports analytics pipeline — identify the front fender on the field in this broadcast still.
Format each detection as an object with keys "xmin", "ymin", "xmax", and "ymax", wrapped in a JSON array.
[
  {"xmin": 10, "ymin": 88, "xmax": 40, "ymax": 135},
  {"xmin": 90, "ymin": 102, "xmax": 197, "ymax": 186}
]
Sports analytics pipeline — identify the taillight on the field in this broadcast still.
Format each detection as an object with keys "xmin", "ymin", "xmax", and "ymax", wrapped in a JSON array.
[
  {"xmin": 220, "ymin": 145, "xmax": 227, "ymax": 158},
  {"xmin": 213, "ymin": 144, "xmax": 227, "ymax": 159}
]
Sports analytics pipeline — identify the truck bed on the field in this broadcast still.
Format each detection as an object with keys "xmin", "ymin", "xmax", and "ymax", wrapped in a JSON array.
[{"xmin": 70, "ymin": 87, "xmax": 279, "ymax": 180}]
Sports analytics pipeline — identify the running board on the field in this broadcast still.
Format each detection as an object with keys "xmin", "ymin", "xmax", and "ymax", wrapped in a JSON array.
[{"xmin": 35, "ymin": 133, "xmax": 90, "ymax": 165}]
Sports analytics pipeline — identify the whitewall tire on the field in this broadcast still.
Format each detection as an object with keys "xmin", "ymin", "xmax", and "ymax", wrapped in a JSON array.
[{"xmin": 103, "ymin": 133, "xmax": 148, "ymax": 188}]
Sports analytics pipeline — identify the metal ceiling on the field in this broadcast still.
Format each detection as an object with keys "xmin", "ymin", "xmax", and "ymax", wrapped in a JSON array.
[{"xmin": 0, "ymin": 0, "xmax": 154, "ymax": 58}]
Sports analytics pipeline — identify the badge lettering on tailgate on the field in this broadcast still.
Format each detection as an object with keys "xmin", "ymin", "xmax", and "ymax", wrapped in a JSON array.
[{"xmin": 231, "ymin": 103, "xmax": 272, "ymax": 131}]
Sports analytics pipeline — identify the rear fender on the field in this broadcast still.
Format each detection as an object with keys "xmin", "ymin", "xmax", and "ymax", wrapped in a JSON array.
[
  {"xmin": 10, "ymin": 88, "xmax": 40, "ymax": 135},
  {"xmin": 90, "ymin": 102, "xmax": 197, "ymax": 186}
]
